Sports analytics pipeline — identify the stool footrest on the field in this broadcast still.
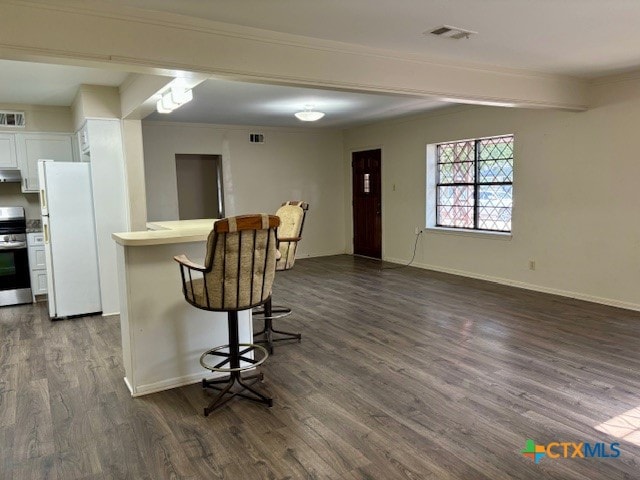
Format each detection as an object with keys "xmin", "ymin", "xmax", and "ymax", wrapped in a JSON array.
[
  {"xmin": 253, "ymin": 305, "xmax": 292, "ymax": 320},
  {"xmin": 200, "ymin": 343, "xmax": 269, "ymax": 372}
]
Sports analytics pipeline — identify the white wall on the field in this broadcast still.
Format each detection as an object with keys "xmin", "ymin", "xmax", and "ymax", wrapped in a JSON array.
[
  {"xmin": 121, "ymin": 119, "xmax": 147, "ymax": 230},
  {"xmin": 0, "ymin": 104, "xmax": 73, "ymax": 133},
  {"xmin": 0, "ymin": 183, "xmax": 40, "ymax": 219},
  {"xmin": 71, "ymin": 85, "xmax": 121, "ymax": 130},
  {"xmin": 142, "ymin": 122, "xmax": 345, "ymax": 258},
  {"xmin": 343, "ymin": 78, "xmax": 640, "ymax": 311},
  {"xmin": 85, "ymin": 119, "xmax": 129, "ymax": 316}
]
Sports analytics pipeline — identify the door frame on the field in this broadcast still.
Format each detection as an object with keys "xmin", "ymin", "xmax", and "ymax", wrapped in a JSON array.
[{"xmin": 349, "ymin": 146, "xmax": 384, "ymax": 259}]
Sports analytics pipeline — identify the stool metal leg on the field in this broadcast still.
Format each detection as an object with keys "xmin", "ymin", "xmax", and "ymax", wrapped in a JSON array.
[
  {"xmin": 202, "ymin": 311, "xmax": 273, "ymax": 416},
  {"xmin": 254, "ymin": 298, "xmax": 302, "ymax": 353}
]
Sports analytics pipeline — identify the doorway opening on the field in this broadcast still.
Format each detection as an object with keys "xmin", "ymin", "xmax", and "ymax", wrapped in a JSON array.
[
  {"xmin": 352, "ymin": 149, "xmax": 382, "ymax": 258},
  {"xmin": 175, "ymin": 154, "xmax": 224, "ymax": 219}
]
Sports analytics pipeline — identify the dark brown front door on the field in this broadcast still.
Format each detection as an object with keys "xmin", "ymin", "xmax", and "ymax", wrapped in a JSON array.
[{"xmin": 352, "ymin": 149, "xmax": 381, "ymax": 258}]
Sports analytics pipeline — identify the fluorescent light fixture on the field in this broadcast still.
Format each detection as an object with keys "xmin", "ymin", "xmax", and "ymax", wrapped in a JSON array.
[
  {"xmin": 171, "ymin": 85, "xmax": 193, "ymax": 105},
  {"xmin": 294, "ymin": 105, "xmax": 325, "ymax": 122},
  {"xmin": 156, "ymin": 99, "xmax": 173, "ymax": 114},
  {"xmin": 156, "ymin": 84, "xmax": 194, "ymax": 114},
  {"xmin": 161, "ymin": 91, "xmax": 179, "ymax": 110}
]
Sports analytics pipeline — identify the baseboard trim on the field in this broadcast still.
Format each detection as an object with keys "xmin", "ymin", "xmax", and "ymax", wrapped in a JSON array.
[
  {"xmin": 298, "ymin": 250, "xmax": 347, "ymax": 260},
  {"xmin": 383, "ymin": 256, "xmax": 640, "ymax": 313},
  {"xmin": 126, "ymin": 370, "xmax": 225, "ymax": 397},
  {"xmin": 125, "ymin": 367, "xmax": 260, "ymax": 397},
  {"xmin": 123, "ymin": 376, "xmax": 134, "ymax": 395}
]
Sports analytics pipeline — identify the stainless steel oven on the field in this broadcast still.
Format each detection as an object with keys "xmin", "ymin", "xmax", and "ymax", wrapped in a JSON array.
[{"xmin": 0, "ymin": 207, "xmax": 32, "ymax": 306}]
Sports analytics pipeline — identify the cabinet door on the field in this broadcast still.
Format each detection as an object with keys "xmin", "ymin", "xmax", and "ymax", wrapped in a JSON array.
[
  {"xmin": 29, "ymin": 246, "xmax": 47, "ymax": 270},
  {"xmin": 17, "ymin": 134, "xmax": 74, "ymax": 193},
  {"xmin": 0, "ymin": 133, "xmax": 18, "ymax": 168},
  {"xmin": 33, "ymin": 271, "xmax": 48, "ymax": 295}
]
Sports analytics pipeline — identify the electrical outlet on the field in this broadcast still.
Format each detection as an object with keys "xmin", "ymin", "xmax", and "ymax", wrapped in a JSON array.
[{"xmin": 528, "ymin": 260, "xmax": 536, "ymax": 271}]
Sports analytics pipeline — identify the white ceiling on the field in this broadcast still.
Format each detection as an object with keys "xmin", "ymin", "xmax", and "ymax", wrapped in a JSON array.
[
  {"xmin": 0, "ymin": 60, "xmax": 129, "ymax": 106},
  {"xmin": 5, "ymin": 1, "xmax": 640, "ymax": 127},
  {"xmin": 145, "ymin": 79, "xmax": 447, "ymax": 128},
  {"xmin": 0, "ymin": 59, "xmax": 448, "ymax": 128},
  {"xmin": 105, "ymin": 0, "xmax": 640, "ymax": 78}
]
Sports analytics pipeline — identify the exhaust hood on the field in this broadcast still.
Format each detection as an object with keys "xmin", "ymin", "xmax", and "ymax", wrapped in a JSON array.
[{"xmin": 0, "ymin": 170, "xmax": 22, "ymax": 183}]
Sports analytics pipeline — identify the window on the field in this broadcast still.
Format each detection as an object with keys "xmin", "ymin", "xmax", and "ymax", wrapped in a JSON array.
[{"xmin": 435, "ymin": 135, "xmax": 513, "ymax": 232}]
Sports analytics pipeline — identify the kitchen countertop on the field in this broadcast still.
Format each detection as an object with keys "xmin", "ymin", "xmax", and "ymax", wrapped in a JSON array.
[
  {"xmin": 146, "ymin": 219, "xmax": 216, "ymax": 232},
  {"xmin": 26, "ymin": 219, "xmax": 42, "ymax": 233},
  {"xmin": 112, "ymin": 219, "xmax": 217, "ymax": 246}
]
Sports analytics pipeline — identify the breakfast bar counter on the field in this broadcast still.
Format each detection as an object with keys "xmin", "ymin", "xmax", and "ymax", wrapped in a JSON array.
[{"xmin": 112, "ymin": 219, "xmax": 253, "ymax": 396}]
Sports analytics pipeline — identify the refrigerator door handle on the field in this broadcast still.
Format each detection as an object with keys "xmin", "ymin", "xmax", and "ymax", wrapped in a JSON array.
[
  {"xmin": 40, "ymin": 189, "xmax": 46, "ymax": 211},
  {"xmin": 43, "ymin": 223, "xmax": 49, "ymax": 244}
]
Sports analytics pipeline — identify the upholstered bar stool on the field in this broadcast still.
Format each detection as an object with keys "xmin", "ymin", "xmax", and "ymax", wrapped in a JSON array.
[
  {"xmin": 174, "ymin": 214, "xmax": 280, "ymax": 416},
  {"xmin": 254, "ymin": 201, "xmax": 309, "ymax": 353}
]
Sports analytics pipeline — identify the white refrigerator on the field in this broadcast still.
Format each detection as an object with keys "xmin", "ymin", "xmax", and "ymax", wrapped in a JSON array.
[{"xmin": 39, "ymin": 160, "xmax": 102, "ymax": 319}]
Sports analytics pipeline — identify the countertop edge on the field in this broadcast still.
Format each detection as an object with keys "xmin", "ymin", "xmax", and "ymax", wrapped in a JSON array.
[
  {"xmin": 112, "ymin": 229, "xmax": 210, "ymax": 246},
  {"xmin": 113, "ymin": 218, "xmax": 216, "ymax": 246}
]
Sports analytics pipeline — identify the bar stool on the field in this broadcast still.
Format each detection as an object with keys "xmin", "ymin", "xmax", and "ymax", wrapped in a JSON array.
[
  {"xmin": 253, "ymin": 201, "xmax": 309, "ymax": 353},
  {"xmin": 174, "ymin": 214, "xmax": 280, "ymax": 416}
]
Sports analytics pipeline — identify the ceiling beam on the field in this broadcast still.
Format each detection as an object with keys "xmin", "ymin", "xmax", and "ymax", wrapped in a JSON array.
[{"xmin": 0, "ymin": 1, "xmax": 589, "ymax": 111}]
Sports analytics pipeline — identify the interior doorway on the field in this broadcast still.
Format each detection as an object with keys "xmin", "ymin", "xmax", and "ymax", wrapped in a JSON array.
[
  {"xmin": 175, "ymin": 154, "xmax": 224, "ymax": 219},
  {"xmin": 352, "ymin": 149, "xmax": 382, "ymax": 258}
]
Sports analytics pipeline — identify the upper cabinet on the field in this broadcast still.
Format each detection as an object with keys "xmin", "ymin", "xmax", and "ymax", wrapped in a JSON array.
[
  {"xmin": 78, "ymin": 122, "xmax": 90, "ymax": 154},
  {"xmin": 0, "ymin": 133, "xmax": 18, "ymax": 168},
  {"xmin": 15, "ymin": 133, "xmax": 76, "ymax": 193}
]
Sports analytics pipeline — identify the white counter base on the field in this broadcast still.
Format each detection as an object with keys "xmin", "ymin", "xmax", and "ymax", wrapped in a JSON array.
[
  {"xmin": 115, "ymin": 239, "xmax": 253, "ymax": 396},
  {"xmin": 124, "ymin": 371, "xmax": 227, "ymax": 398}
]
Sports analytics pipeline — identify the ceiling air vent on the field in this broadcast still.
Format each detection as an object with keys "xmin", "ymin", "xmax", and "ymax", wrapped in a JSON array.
[
  {"xmin": 249, "ymin": 133, "xmax": 264, "ymax": 144},
  {"xmin": 427, "ymin": 25, "xmax": 477, "ymax": 40},
  {"xmin": 0, "ymin": 111, "xmax": 25, "ymax": 127}
]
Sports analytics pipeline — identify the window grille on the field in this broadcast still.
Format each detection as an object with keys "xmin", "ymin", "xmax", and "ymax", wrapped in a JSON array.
[{"xmin": 436, "ymin": 135, "xmax": 513, "ymax": 232}]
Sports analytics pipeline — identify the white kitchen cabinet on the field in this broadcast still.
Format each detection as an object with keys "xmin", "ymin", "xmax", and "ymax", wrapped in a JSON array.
[
  {"xmin": 78, "ymin": 122, "xmax": 90, "ymax": 154},
  {"xmin": 16, "ymin": 133, "xmax": 75, "ymax": 193},
  {"xmin": 0, "ymin": 133, "xmax": 18, "ymax": 168},
  {"xmin": 27, "ymin": 232, "xmax": 47, "ymax": 300}
]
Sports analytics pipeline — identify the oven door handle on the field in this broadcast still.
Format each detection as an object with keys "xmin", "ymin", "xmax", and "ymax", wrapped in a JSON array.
[{"xmin": 0, "ymin": 241, "xmax": 27, "ymax": 250}]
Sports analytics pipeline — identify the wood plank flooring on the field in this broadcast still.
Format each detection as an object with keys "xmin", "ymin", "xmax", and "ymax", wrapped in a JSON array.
[{"xmin": 2, "ymin": 254, "xmax": 640, "ymax": 479}]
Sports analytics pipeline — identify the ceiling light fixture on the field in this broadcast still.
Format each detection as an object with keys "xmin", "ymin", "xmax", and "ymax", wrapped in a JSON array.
[
  {"xmin": 294, "ymin": 105, "xmax": 325, "ymax": 122},
  {"xmin": 156, "ymin": 84, "xmax": 194, "ymax": 114}
]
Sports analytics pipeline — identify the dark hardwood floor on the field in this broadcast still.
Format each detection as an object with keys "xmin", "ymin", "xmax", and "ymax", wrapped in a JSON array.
[{"xmin": 2, "ymin": 254, "xmax": 640, "ymax": 479}]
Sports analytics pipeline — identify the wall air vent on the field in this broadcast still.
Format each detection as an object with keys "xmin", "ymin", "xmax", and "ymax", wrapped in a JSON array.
[
  {"xmin": 427, "ymin": 25, "xmax": 477, "ymax": 40},
  {"xmin": 0, "ymin": 111, "xmax": 25, "ymax": 127},
  {"xmin": 249, "ymin": 133, "xmax": 265, "ymax": 144}
]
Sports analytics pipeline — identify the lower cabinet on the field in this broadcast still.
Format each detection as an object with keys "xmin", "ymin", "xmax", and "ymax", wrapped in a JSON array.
[{"xmin": 27, "ymin": 232, "xmax": 47, "ymax": 300}]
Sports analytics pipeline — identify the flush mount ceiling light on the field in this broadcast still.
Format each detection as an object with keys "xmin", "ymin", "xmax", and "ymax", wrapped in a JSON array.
[
  {"xmin": 294, "ymin": 105, "xmax": 325, "ymax": 122},
  {"xmin": 156, "ymin": 84, "xmax": 194, "ymax": 114},
  {"xmin": 427, "ymin": 25, "xmax": 477, "ymax": 40}
]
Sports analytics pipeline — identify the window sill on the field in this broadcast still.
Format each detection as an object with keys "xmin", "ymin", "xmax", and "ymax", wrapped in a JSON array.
[{"xmin": 425, "ymin": 226, "xmax": 512, "ymax": 240}]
